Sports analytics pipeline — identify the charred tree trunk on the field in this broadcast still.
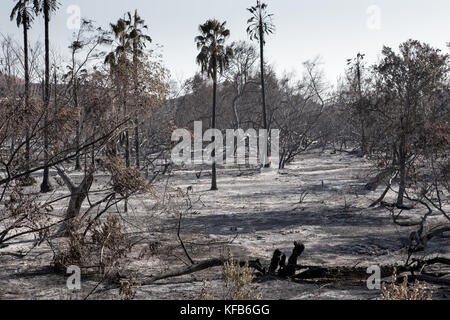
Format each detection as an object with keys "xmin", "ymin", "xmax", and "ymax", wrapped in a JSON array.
[
  {"xmin": 40, "ymin": 1, "xmax": 53, "ymax": 193},
  {"xmin": 56, "ymin": 166, "xmax": 94, "ymax": 235},
  {"xmin": 23, "ymin": 12, "xmax": 32, "ymax": 183},
  {"xmin": 397, "ymin": 132, "xmax": 407, "ymax": 207},
  {"xmin": 131, "ymin": 243, "xmax": 450, "ymax": 289},
  {"xmin": 259, "ymin": 27, "xmax": 269, "ymax": 168},
  {"xmin": 259, "ymin": 27, "xmax": 267, "ymax": 131},
  {"xmin": 74, "ymin": 75, "xmax": 82, "ymax": 171},
  {"xmin": 211, "ymin": 69, "xmax": 218, "ymax": 191},
  {"xmin": 140, "ymin": 258, "xmax": 264, "ymax": 286},
  {"xmin": 272, "ymin": 241, "xmax": 305, "ymax": 278},
  {"xmin": 133, "ymin": 35, "xmax": 140, "ymax": 170},
  {"xmin": 356, "ymin": 56, "xmax": 367, "ymax": 156}
]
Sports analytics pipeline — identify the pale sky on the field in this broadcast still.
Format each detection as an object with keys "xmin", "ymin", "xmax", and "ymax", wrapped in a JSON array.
[{"xmin": 1, "ymin": 0, "xmax": 449, "ymax": 84}]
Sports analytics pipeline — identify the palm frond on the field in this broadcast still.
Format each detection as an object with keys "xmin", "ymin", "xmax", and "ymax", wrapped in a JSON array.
[
  {"xmin": 246, "ymin": 0, "xmax": 275, "ymax": 45},
  {"xmin": 195, "ymin": 19, "xmax": 233, "ymax": 79},
  {"xmin": 10, "ymin": 1, "xmax": 36, "ymax": 28}
]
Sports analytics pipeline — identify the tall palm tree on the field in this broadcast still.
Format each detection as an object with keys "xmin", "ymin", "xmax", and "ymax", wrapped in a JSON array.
[
  {"xmin": 35, "ymin": 0, "xmax": 59, "ymax": 193},
  {"xmin": 247, "ymin": 0, "xmax": 275, "ymax": 131},
  {"xmin": 346, "ymin": 53, "xmax": 368, "ymax": 156},
  {"xmin": 128, "ymin": 10, "xmax": 151, "ymax": 169},
  {"xmin": 105, "ymin": 17, "xmax": 131, "ymax": 67},
  {"xmin": 10, "ymin": 0, "xmax": 39, "ymax": 183},
  {"xmin": 105, "ymin": 15, "xmax": 132, "ymax": 168},
  {"xmin": 195, "ymin": 19, "xmax": 233, "ymax": 191}
]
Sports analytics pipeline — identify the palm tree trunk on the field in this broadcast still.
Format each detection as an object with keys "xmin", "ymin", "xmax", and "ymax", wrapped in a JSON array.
[
  {"xmin": 132, "ymin": 21, "xmax": 140, "ymax": 169},
  {"xmin": 259, "ymin": 33, "xmax": 267, "ymax": 130},
  {"xmin": 124, "ymin": 123, "xmax": 129, "ymax": 213},
  {"xmin": 123, "ymin": 89, "xmax": 130, "ymax": 168},
  {"xmin": 121, "ymin": 85, "xmax": 129, "ymax": 212},
  {"xmin": 118, "ymin": 70, "xmax": 130, "ymax": 168},
  {"xmin": 211, "ymin": 73, "xmax": 218, "ymax": 191},
  {"xmin": 23, "ymin": 14, "xmax": 31, "ymax": 181},
  {"xmin": 53, "ymin": 67, "xmax": 57, "ymax": 105},
  {"xmin": 40, "ymin": 0, "xmax": 52, "ymax": 193},
  {"xmin": 259, "ymin": 28, "xmax": 270, "ymax": 168},
  {"xmin": 356, "ymin": 61, "xmax": 367, "ymax": 156},
  {"xmin": 74, "ymin": 76, "xmax": 82, "ymax": 170},
  {"xmin": 132, "ymin": 74, "xmax": 139, "ymax": 169}
]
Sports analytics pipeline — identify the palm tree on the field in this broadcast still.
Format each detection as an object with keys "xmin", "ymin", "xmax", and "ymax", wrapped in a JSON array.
[
  {"xmin": 35, "ymin": 0, "xmax": 59, "ymax": 193},
  {"xmin": 247, "ymin": 0, "xmax": 275, "ymax": 130},
  {"xmin": 346, "ymin": 53, "xmax": 368, "ymax": 156},
  {"xmin": 105, "ymin": 15, "xmax": 133, "ymax": 168},
  {"xmin": 195, "ymin": 19, "xmax": 233, "ymax": 191},
  {"xmin": 128, "ymin": 10, "xmax": 152, "ymax": 169},
  {"xmin": 10, "ymin": 0, "xmax": 39, "ymax": 183},
  {"xmin": 105, "ymin": 17, "xmax": 131, "ymax": 67}
]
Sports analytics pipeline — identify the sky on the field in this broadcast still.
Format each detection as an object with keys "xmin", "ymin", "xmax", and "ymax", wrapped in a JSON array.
[{"xmin": 1, "ymin": 0, "xmax": 449, "ymax": 85}]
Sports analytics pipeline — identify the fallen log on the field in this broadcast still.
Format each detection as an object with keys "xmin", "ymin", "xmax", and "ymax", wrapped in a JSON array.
[
  {"xmin": 424, "ymin": 225, "xmax": 450, "ymax": 242},
  {"xmin": 411, "ymin": 274, "xmax": 450, "ymax": 286},
  {"xmin": 140, "ymin": 258, "xmax": 265, "ymax": 286},
  {"xmin": 417, "ymin": 257, "xmax": 450, "ymax": 266},
  {"xmin": 134, "ymin": 243, "xmax": 449, "ymax": 288},
  {"xmin": 294, "ymin": 265, "xmax": 398, "ymax": 281}
]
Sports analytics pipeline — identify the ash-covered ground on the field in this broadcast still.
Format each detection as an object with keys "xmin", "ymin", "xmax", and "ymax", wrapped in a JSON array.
[{"xmin": 1, "ymin": 149, "xmax": 449, "ymax": 300}]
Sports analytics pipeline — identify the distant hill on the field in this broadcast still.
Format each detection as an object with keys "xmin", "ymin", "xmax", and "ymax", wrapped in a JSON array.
[
  {"xmin": 0, "ymin": 72, "xmax": 44, "ymax": 99},
  {"xmin": 0, "ymin": 72, "xmax": 23, "ymax": 97}
]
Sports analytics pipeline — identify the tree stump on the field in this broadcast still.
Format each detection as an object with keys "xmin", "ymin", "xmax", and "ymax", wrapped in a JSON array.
[{"xmin": 270, "ymin": 241, "xmax": 305, "ymax": 278}]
